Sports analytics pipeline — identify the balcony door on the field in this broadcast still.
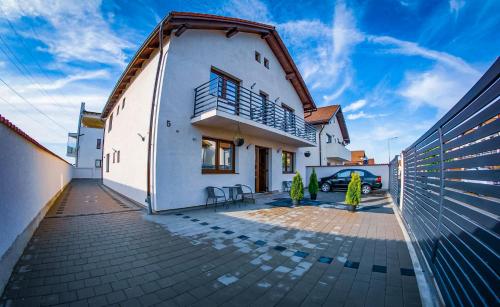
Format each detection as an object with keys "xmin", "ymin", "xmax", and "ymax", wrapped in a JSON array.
[
  {"xmin": 259, "ymin": 91, "xmax": 269, "ymax": 125},
  {"xmin": 210, "ymin": 69, "xmax": 240, "ymax": 114},
  {"xmin": 282, "ymin": 103, "xmax": 295, "ymax": 133},
  {"xmin": 255, "ymin": 146, "xmax": 269, "ymax": 193}
]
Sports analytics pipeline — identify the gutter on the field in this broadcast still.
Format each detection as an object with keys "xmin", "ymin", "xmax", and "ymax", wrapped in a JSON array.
[{"xmin": 145, "ymin": 20, "xmax": 166, "ymax": 215}]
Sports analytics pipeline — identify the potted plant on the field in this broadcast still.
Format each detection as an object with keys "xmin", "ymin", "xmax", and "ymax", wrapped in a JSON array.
[
  {"xmin": 308, "ymin": 168, "xmax": 319, "ymax": 200},
  {"xmin": 345, "ymin": 172, "xmax": 361, "ymax": 212},
  {"xmin": 290, "ymin": 171, "xmax": 304, "ymax": 206}
]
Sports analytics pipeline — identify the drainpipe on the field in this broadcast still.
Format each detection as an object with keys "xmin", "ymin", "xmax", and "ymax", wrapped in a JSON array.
[
  {"xmin": 145, "ymin": 21, "xmax": 165, "ymax": 215},
  {"xmin": 75, "ymin": 102, "xmax": 85, "ymax": 167},
  {"xmin": 318, "ymin": 124, "xmax": 325, "ymax": 166}
]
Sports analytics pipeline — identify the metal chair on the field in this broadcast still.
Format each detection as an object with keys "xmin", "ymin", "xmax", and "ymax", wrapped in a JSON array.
[
  {"xmin": 235, "ymin": 184, "xmax": 254, "ymax": 204},
  {"xmin": 206, "ymin": 187, "xmax": 227, "ymax": 210}
]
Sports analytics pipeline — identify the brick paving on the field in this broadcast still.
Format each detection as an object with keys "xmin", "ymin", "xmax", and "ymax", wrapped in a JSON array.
[{"xmin": 1, "ymin": 180, "xmax": 421, "ymax": 306}]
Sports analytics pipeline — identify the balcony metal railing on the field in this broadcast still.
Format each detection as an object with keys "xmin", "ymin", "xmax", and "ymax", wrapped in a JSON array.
[{"xmin": 193, "ymin": 77, "xmax": 317, "ymax": 143}]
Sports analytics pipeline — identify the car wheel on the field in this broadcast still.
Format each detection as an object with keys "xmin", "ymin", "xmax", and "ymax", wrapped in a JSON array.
[
  {"xmin": 321, "ymin": 182, "xmax": 331, "ymax": 192},
  {"xmin": 362, "ymin": 184, "xmax": 371, "ymax": 194}
]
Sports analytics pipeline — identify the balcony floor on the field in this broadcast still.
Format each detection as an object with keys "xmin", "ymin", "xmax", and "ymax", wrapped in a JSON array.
[{"xmin": 191, "ymin": 109, "xmax": 316, "ymax": 147}]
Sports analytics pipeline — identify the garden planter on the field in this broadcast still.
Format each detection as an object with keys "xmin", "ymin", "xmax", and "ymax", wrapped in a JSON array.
[
  {"xmin": 348, "ymin": 205, "xmax": 357, "ymax": 212},
  {"xmin": 310, "ymin": 194, "xmax": 317, "ymax": 200},
  {"xmin": 292, "ymin": 199, "xmax": 300, "ymax": 206}
]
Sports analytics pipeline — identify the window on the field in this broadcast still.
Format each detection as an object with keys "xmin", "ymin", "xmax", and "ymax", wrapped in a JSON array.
[
  {"xmin": 282, "ymin": 103, "xmax": 295, "ymax": 132},
  {"xmin": 122, "ymin": 98, "xmax": 126, "ymax": 109},
  {"xmin": 117, "ymin": 151, "xmax": 120, "ymax": 163},
  {"xmin": 113, "ymin": 152, "xmax": 115, "ymax": 163},
  {"xmin": 264, "ymin": 58, "xmax": 269, "ymax": 69},
  {"xmin": 282, "ymin": 151, "xmax": 294, "ymax": 174},
  {"xmin": 201, "ymin": 137, "xmax": 235, "ymax": 173},
  {"xmin": 96, "ymin": 139, "xmax": 101, "ymax": 149},
  {"xmin": 95, "ymin": 159, "xmax": 102, "ymax": 168},
  {"xmin": 108, "ymin": 114, "xmax": 113, "ymax": 132},
  {"xmin": 210, "ymin": 69, "xmax": 240, "ymax": 103},
  {"xmin": 106, "ymin": 154, "xmax": 110, "ymax": 172},
  {"xmin": 337, "ymin": 170, "xmax": 351, "ymax": 178},
  {"xmin": 326, "ymin": 134, "xmax": 332, "ymax": 143},
  {"xmin": 116, "ymin": 106, "xmax": 119, "ymax": 116},
  {"xmin": 255, "ymin": 51, "xmax": 261, "ymax": 63},
  {"xmin": 260, "ymin": 91, "xmax": 269, "ymax": 124}
]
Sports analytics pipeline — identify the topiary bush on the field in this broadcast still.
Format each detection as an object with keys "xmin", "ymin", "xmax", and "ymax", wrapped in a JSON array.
[
  {"xmin": 290, "ymin": 171, "xmax": 304, "ymax": 203},
  {"xmin": 308, "ymin": 168, "xmax": 319, "ymax": 200},
  {"xmin": 345, "ymin": 172, "xmax": 361, "ymax": 207}
]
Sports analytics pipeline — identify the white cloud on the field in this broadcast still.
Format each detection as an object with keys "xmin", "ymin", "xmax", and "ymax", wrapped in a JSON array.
[
  {"xmin": 220, "ymin": 0, "xmax": 272, "ymax": 24},
  {"xmin": 346, "ymin": 111, "xmax": 387, "ymax": 120},
  {"xmin": 367, "ymin": 35, "xmax": 478, "ymax": 74},
  {"xmin": 449, "ymin": 0, "xmax": 466, "ymax": 15},
  {"xmin": 0, "ymin": 0, "xmax": 134, "ymax": 67},
  {"xmin": 278, "ymin": 20, "xmax": 330, "ymax": 46},
  {"xmin": 27, "ymin": 70, "xmax": 109, "ymax": 91},
  {"xmin": 398, "ymin": 65, "xmax": 478, "ymax": 112},
  {"xmin": 343, "ymin": 99, "xmax": 367, "ymax": 112}
]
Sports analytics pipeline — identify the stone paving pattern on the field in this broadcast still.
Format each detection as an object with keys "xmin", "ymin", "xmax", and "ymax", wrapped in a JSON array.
[{"xmin": 1, "ymin": 180, "xmax": 421, "ymax": 306}]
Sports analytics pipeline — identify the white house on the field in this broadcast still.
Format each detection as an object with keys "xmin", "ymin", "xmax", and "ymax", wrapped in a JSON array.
[
  {"xmin": 100, "ymin": 12, "xmax": 319, "ymax": 211},
  {"xmin": 67, "ymin": 103, "xmax": 104, "ymax": 179},
  {"xmin": 305, "ymin": 105, "xmax": 350, "ymax": 166}
]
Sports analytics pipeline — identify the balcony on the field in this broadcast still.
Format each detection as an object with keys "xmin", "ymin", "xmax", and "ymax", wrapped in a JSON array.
[{"xmin": 191, "ymin": 78, "xmax": 317, "ymax": 147}]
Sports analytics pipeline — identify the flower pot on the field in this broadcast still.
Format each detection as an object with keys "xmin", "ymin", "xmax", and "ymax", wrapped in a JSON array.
[
  {"xmin": 310, "ymin": 193, "xmax": 317, "ymax": 200},
  {"xmin": 292, "ymin": 199, "xmax": 299, "ymax": 206},
  {"xmin": 348, "ymin": 205, "xmax": 356, "ymax": 212}
]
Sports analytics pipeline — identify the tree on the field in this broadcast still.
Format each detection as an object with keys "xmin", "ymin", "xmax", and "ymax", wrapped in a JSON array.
[
  {"xmin": 308, "ymin": 168, "xmax": 319, "ymax": 200},
  {"xmin": 345, "ymin": 172, "xmax": 361, "ymax": 207},
  {"xmin": 290, "ymin": 171, "xmax": 304, "ymax": 204}
]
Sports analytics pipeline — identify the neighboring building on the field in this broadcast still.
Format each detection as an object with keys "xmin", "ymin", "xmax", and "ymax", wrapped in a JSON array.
[
  {"xmin": 100, "ymin": 12, "xmax": 318, "ymax": 211},
  {"xmin": 346, "ymin": 150, "xmax": 375, "ymax": 165},
  {"xmin": 67, "ymin": 103, "xmax": 104, "ymax": 179},
  {"xmin": 305, "ymin": 105, "xmax": 350, "ymax": 166}
]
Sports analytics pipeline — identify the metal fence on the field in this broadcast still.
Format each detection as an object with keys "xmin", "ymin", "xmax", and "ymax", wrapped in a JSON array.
[
  {"xmin": 399, "ymin": 58, "xmax": 499, "ymax": 306},
  {"xmin": 389, "ymin": 155, "xmax": 400, "ymax": 207}
]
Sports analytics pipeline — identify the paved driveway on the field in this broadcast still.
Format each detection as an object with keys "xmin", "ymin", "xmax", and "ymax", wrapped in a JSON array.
[{"xmin": 1, "ymin": 180, "xmax": 421, "ymax": 306}]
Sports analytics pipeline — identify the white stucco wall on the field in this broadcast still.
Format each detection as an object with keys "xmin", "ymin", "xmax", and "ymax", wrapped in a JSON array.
[
  {"xmin": 102, "ymin": 43, "xmax": 170, "ymax": 206},
  {"xmin": 307, "ymin": 119, "xmax": 350, "ymax": 167},
  {"xmin": 306, "ymin": 165, "xmax": 390, "ymax": 190},
  {"xmin": 75, "ymin": 126, "xmax": 103, "ymax": 178},
  {"xmin": 153, "ymin": 30, "xmax": 312, "ymax": 210},
  {"xmin": 0, "ymin": 123, "xmax": 72, "ymax": 271}
]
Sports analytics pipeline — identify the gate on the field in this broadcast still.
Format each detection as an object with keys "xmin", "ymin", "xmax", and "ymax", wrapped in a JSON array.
[
  {"xmin": 389, "ymin": 155, "xmax": 400, "ymax": 207},
  {"xmin": 400, "ymin": 59, "xmax": 499, "ymax": 306}
]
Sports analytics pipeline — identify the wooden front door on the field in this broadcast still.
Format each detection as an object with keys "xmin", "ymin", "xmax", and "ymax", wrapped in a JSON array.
[{"xmin": 255, "ymin": 147, "xmax": 269, "ymax": 192}]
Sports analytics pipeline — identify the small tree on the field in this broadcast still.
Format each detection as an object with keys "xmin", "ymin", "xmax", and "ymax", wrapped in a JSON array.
[
  {"xmin": 290, "ymin": 171, "xmax": 304, "ymax": 204},
  {"xmin": 345, "ymin": 172, "xmax": 361, "ymax": 207},
  {"xmin": 308, "ymin": 168, "xmax": 319, "ymax": 200}
]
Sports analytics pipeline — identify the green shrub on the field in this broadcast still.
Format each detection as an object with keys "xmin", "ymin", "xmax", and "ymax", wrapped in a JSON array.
[
  {"xmin": 345, "ymin": 172, "xmax": 361, "ymax": 206},
  {"xmin": 308, "ymin": 168, "xmax": 319, "ymax": 196},
  {"xmin": 290, "ymin": 171, "xmax": 304, "ymax": 201}
]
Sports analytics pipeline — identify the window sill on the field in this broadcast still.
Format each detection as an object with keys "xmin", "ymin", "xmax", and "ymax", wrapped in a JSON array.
[{"xmin": 202, "ymin": 171, "xmax": 238, "ymax": 175}]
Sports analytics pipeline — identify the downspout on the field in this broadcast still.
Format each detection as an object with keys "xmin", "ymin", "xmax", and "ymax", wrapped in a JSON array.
[
  {"xmin": 146, "ymin": 21, "xmax": 165, "ymax": 215},
  {"xmin": 318, "ymin": 124, "xmax": 325, "ymax": 166}
]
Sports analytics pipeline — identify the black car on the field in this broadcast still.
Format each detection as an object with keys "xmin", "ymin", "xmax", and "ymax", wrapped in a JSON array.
[{"xmin": 319, "ymin": 169, "xmax": 382, "ymax": 194}]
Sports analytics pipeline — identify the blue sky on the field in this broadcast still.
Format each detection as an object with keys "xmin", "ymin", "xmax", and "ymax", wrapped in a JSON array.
[{"xmin": 0, "ymin": 0, "xmax": 498, "ymax": 163}]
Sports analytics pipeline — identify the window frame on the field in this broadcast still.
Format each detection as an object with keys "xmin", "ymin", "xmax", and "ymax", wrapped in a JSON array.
[
  {"xmin": 255, "ymin": 51, "xmax": 261, "ymax": 63},
  {"xmin": 122, "ymin": 98, "xmax": 126, "ymax": 110},
  {"xmin": 326, "ymin": 134, "xmax": 332, "ymax": 143},
  {"xmin": 282, "ymin": 151, "xmax": 295, "ymax": 174},
  {"xmin": 201, "ymin": 137, "xmax": 236, "ymax": 174},
  {"xmin": 96, "ymin": 138, "xmax": 101, "ymax": 149},
  {"xmin": 210, "ymin": 68, "xmax": 240, "ymax": 101},
  {"xmin": 264, "ymin": 57, "xmax": 269, "ymax": 69},
  {"xmin": 117, "ymin": 151, "xmax": 120, "ymax": 163},
  {"xmin": 95, "ymin": 159, "xmax": 102, "ymax": 168},
  {"xmin": 108, "ymin": 114, "xmax": 113, "ymax": 133}
]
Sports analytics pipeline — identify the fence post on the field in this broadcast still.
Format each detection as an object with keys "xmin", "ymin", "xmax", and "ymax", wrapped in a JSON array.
[{"xmin": 399, "ymin": 152, "xmax": 405, "ymax": 212}]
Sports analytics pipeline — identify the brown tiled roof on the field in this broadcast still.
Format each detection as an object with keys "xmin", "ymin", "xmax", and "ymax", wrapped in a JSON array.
[
  {"xmin": 305, "ymin": 105, "xmax": 339, "ymax": 124},
  {"xmin": 305, "ymin": 105, "xmax": 350, "ymax": 144},
  {"xmin": 0, "ymin": 114, "xmax": 70, "ymax": 165},
  {"xmin": 101, "ymin": 11, "xmax": 317, "ymax": 117}
]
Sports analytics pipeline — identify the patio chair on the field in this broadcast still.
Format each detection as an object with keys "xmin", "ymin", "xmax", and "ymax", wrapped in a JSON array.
[
  {"xmin": 206, "ymin": 186, "xmax": 227, "ymax": 210},
  {"xmin": 235, "ymin": 184, "xmax": 254, "ymax": 204}
]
